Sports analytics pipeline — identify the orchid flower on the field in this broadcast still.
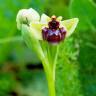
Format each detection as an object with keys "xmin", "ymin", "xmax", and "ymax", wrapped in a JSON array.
[{"xmin": 16, "ymin": 8, "xmax": 79, "ymax": 96}]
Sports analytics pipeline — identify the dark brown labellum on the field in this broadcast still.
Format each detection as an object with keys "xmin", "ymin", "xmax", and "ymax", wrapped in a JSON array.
[{"xmin": 42, "ymin": 16, "xmax": 66, "ymax": 44}]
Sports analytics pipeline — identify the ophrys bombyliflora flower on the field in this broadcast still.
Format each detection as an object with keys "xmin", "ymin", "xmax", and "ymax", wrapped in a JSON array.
[
  {"xmin": 16, "ymin": 8, "xmax": 79, "ymax": 44},
  {"xmin": 16, "ymin": 8, "xmax": 79, "ymax": 96}
]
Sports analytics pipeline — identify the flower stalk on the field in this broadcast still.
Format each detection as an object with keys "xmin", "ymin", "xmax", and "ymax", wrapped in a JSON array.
[
  {"xmin": 22, "ymin": 24, "xmax": 58, "ymax": 96},
  {"xmin": 42, "ymin": 45, "xmax": 60, "ymax": 96}
]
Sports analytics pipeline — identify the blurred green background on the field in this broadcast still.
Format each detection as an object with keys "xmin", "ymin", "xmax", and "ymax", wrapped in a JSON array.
[{"xmin": 0, "ymin": 0, "xmax": 96, "ymax": 96}]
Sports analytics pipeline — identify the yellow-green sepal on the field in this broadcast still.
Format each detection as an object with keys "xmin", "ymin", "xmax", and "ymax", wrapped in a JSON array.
[{"xmin": 61, "ymin": 18, "xmax": 79, "ymax": 37}]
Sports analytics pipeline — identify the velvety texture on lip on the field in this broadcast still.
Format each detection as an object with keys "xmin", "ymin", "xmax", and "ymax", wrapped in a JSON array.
[{"xmin": 42, "ymin": 16, "xmax": 66, "ymax": 44}]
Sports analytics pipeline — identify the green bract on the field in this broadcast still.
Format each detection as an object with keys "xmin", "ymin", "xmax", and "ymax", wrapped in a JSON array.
[{"xmin": 16, "ymin": 8, "xmax": 79, "ymax": 96}]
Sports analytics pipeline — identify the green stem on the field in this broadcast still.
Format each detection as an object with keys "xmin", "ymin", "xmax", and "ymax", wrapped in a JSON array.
[
  {"xmin": 53, "ymin": 45, "xmax": 59, "ymax": 81},
  {"xmin": 0, "ymin": 36, "xmax": 23, "ymax": 44},
  {"xmin": 43, "ymin": 45, "xmax": 59, "ymax": 96},
  {"xmin": 46, "ymin": 70, "xmax": 55, "ymax": 96},
  {"xmin": 42, "ymin": 59, "xmax": 56, "ymax": 96}
]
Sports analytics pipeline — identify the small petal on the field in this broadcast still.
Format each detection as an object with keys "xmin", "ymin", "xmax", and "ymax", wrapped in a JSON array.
[
  {"xmin": 61, "ymin": 18, "xmax": 79, "ymax": 37},
  {"xmin": 16, "ymin": 8, "xmax": 40, "ymax": 30},
  {"xmin": 57, "ymin": 16, "xmax": 62, "ymax": 21},
  {"xmin": 40, "ymin": 14, "xmax": 51, "ymax": 24}
]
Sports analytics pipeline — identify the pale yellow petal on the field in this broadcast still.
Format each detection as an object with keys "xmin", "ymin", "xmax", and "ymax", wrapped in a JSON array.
[
  {"xmin": 57, "ymin": 16, "xmax": 62, "ymax": 21},
  {"xmin": 40, "ymin": 14, "xmax": 51, "ymax": 24},
  {"xmin": 29, "ymin": 22, "xmax": 47, "ymax": 40}
]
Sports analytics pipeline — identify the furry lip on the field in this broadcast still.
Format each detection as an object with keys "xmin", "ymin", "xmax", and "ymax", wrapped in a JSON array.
[{"xmin": 42, "ymin": 16, "xmax": 66, "ymax": 44}]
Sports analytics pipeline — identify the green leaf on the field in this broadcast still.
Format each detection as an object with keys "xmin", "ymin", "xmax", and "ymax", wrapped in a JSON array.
[
  {"xmin": 69, "ymin": 0, "xmax": 96, "ymax": 31},
  {"xmin": 56, "ymin": 38, "xmax": 83, "ymax": 96}
]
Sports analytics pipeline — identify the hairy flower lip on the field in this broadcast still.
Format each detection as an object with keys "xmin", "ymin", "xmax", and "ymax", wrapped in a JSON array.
[{"xmin": 42, "ymin": 16, "xmax": 67, "ymax": 44}]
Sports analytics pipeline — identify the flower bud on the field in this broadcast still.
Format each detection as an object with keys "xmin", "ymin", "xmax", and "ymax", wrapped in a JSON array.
[{"xmin": 16, "ymin": 8, "xmax": 40, "ymax": 30}]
